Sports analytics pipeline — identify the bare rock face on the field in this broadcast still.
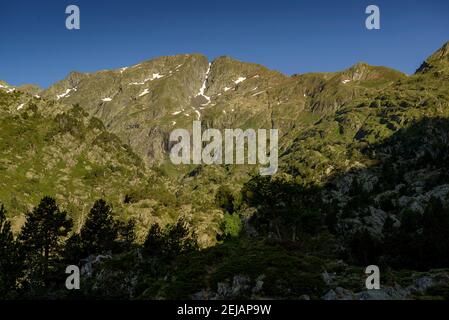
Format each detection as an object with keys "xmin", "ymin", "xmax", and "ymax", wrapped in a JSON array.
[
  {"xmin": 416, "ymin": 41, "xmax": 449, "ymax": 74},
  {"xmin": 191, "ymin": 274, "xmax": 267, "ymax": 300},
  {"xmin": 41, "ymin": 52, "xmax": 405, "ymax": 166},
  {"xmin": 322, "ymin": 275, "xmax": 443, "ymax": 300}
]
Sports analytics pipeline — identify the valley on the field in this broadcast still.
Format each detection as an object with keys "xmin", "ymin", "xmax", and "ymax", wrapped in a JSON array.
[{"xmin": 1, "ymin": 41, "xmax": 449, "ymax": 299}]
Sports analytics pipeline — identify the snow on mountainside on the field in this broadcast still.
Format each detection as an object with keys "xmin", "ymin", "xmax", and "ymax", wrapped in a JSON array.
[{"xmin": 38, "ymin": 53, "xmax": 409, "ymax": 166}]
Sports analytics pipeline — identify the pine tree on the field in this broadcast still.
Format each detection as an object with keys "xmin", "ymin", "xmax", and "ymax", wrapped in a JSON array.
[
  {"xmin": 78, "ymin": 199, "xmax": 119, "ymax": 256},
  {"xmin": 143, "ymin": 219, "xmax": 198, "ymax": 257},
  {"xmin": 215, "ymin": 186, "xmax": 235, "ymax": 213},
  {"xmin": 165, "ymin": 218, "xmax": 198, "ymax": 256},
  {"xmin": 0, "ymin": 204, "xmax": 23, "ymax": 298},
  {"xmin": 117, "ymin": 218, "xmax": 136, "ymax": 251},
  {"xmin": 143, "ymin": 223, "xmax": 164, "ymax": 256},
  {"xmin": 348, "ymin": 229, "xmax": 381, "ymax": 266},
  {"xmin": 63, "ymin": 233, "xmax": 84, "ymax": 264},
  {"xmin": 422, "ymin": 197, "xmax": 449, "ymax": 267},
  {"xmin": 18, "ymin": 197, "xmax": 73, "ymax": 287}
]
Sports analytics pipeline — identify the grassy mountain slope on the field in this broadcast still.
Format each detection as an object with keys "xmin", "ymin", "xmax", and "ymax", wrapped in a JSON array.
[
  {"xmin": 0, "ymin": 88, "xmax": 178, "ymax": 237},
  {"xmin": 2, "ymin": 41, "xmax": 449, "ymax": 300}
]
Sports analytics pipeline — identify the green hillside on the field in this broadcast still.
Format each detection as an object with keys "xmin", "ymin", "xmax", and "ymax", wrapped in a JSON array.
[{"xmin": 2, "ymin": 41, "xmax": 449, "ymax": 300}]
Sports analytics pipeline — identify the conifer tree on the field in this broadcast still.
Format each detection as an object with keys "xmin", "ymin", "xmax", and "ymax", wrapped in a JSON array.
[
  {"xmin": 422, "ymin": 197, "xmax": 449, "ymax": 267},
  {"xmin": 165, "ymin": 218, "xmax": 198, "ymax": 255},
  {"xmin": 143, "ymin": 223, "xmax": 164, "ymax": 256},
  {"xmin": 0, "ymin": 204, "xmax": 23, "ymax": 298},
  {"xmin": 78, "ymin": 199, "xmax": 118, "ymax": 256},
  {"xmin": 18, "ymin": 197, "xmax": 72, "ymax": 287}
]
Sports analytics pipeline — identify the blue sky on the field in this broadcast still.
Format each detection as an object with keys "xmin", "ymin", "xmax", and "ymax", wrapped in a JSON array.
[{"xmin": 0, "ymin": 0, "xmax": 448, "ymax": 88}]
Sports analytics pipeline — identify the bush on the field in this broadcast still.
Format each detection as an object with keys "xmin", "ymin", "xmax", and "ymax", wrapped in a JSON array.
[
  {"xmin": 217, "ymin": 213, "xmax": 242, "ymax": 241},
  {"xmin": 215, "ymin": 185, "xmax": 235, "ymax": 213}
]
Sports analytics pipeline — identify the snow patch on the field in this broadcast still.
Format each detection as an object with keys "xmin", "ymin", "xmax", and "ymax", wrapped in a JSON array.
[
  {"xmin": 102, "ymin": 97, "xmax": 112, "ymax": 102},
  {"xmin": 152, "ymin": 73, "xmax": 163, "ymax": 80},
  {"xmin": 252, "ymin": 91, "xmax": 265, "ymax": 96},
  {"xmin": 224, "ymin": 87, "xmax": 232, "ymax": 92},
  {"xmin": 17, "ymin": 103, "xmax": 25, "ymax": 110},
  {"xmin": 138, "ymin": 89, "xmax": 150, "ymax": 97},
  {"xmin": 120, "ymin": 67, "xmax": 128, "ymax": 74},
  {"xmin": 234, "ymin": 77, "xmax": 246, "ymax": 84},
  {"xmin": 129, "ymin": 73, "xmax": 164, "ymax": 86},
  {"xmin": 172, "ymin": 111, "xmax": 182, "ymax": 115},
  {"xmin": 172, "ymin": 121, "xmax": 177, "ymax": 126},
  {"xmin": 56, "ymin": 88, "xmax": 75, "ymax": 100},
  {"xmin": 196, "ymin": 63, "xmax": 211, "ymax": 103},
  {"xmin": 342, "ymin": 80, "xmax": 351, "ymax": 84}
]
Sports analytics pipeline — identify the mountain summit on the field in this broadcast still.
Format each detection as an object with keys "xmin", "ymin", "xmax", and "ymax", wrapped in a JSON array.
[
  {"xmin": 416, "ymin": 41, "xmax": 449, "ymax": 74},
  {"xmin": 2, "ymin": 41, "xmax": 449, "ymax": 300},
  {"xmin": 39, "ymin": 54, "xmax": 409, "ymax": 165}
]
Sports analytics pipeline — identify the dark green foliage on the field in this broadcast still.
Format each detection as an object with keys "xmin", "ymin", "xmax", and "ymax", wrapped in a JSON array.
[
  {"xmin": 217, "ymin": 213, "xmax": 242, "ymax": 241},
  {"xmin": 215, "ymin": 185, "xmax": 235, "ymax": 213},
  {"xmin": 375, "ymin": 198, "xmax": 449, "ymax": 270},
  {"xmin": 422, "ymin": 198, "xmax": 449, "ymax": 266},
  {"xmin": 242, "ymin": 174, "xmax": 324, "ymax": 240},
  {"xmin": 2, "ymin": 42, "xmax": 449, "ymax": 299},
  {"xmin": 0, "ymin": 204, "xmax": 23, "ymax": 298},
  {"xmin": 123, "ymin": 194, "xmax": 132, "ymax": 204},
  {"xmin": 64, "ymin": 199, "xmax": 137, "ymax": 265},
  {"xmin": 143, "ymin": 223, "xmax": 164, "ymax": 256},
  {"xmin": 117, "ymin": 218, "xmax": 136, "ymax": 251},
  {"xmin": 88, "ymin": 116, "xmax": 105, "ymax": 131},
  {"xmin": 425, "ymin": 283, "xmax": 449, "ymax": 300},
  {"xmin": 149, "ymin": 237, "xmax": 331, "ymax": 299},
  {"xmin": 143, "ymin": 218, "xmax": 198, "ymax": 257},
  {"xmin": 53, "ymin": 113, "xmax": 85, "ymax": 139},
  {"xmin": 348, "ymin": 229, "xmax": 382, "ymax": 266},
  {"xmin": 77, "ymin": 199, "xmax": 119, "ymax": 257},
  {"xmin": 18, "ymin": 196, "xmax": 73, "ymax": 287},
  {"xmin": 93, "ymin": 131, "xmax": 122, "ymax": 149},
  {"xmin": 63, "ymin": 233, "xmax": 84, "ymax": 264},
  {"xmin": 165, "ymin": 218, "xmax": 198, "ymax": 255}
]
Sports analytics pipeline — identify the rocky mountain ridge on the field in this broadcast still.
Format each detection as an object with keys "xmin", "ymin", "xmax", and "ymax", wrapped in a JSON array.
[{"xmin": 40, "ymin": 53, "xmax": 406, "ymax": 166}]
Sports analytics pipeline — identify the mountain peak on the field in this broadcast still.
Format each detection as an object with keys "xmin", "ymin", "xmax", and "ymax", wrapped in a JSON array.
[
  {"xmin": 416, "ymin": 40, "xmax": 449, "ymax": 74},
  {"xmin": 429, "ymin": 41, "xmax": 449, "ymax": 62},
  {"xmin": 341, "ymin": 62, "xmax": 405, "ymax": 82}
]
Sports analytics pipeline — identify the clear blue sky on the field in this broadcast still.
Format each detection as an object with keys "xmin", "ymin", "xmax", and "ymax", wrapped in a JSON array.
[{"xmin": 0, "ymin": 0, "xmax": 448, "ymax": 88}]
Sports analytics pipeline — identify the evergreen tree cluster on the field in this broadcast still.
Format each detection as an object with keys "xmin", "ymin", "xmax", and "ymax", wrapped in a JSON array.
[
  {"xmin": 349, "ymin": 197, "xmax": 449, "ymax": 270},
  {"xmin": 0, "ymin": 196, "xmax": 197, "ymax": 299},
  {"xmin": 242, "ymin": 175, "xmax": 449, "ymax": 271}
]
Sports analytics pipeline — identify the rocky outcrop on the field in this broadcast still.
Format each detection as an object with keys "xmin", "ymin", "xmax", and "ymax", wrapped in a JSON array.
[
  {"xmin": 322, "ymin": 275, "xmax": 442, "ymax": 300},
  {"xmin": 191, "ymin": 274, "xmax": 266, "ymax": 300}
]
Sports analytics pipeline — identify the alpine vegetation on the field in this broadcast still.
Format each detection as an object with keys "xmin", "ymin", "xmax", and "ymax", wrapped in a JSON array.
[
  {"xmin": 2, "ymin": 39, "xmax": 449, "ymax": 300},
  {"xmin": 169, "ymin": 121, "xmax": 278, "ymax": 175}
]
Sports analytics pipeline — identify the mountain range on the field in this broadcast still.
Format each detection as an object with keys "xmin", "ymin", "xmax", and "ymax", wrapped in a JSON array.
[{"xmin": 1, "ymin": 41, "xmax": 449, "ymax": 299}]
